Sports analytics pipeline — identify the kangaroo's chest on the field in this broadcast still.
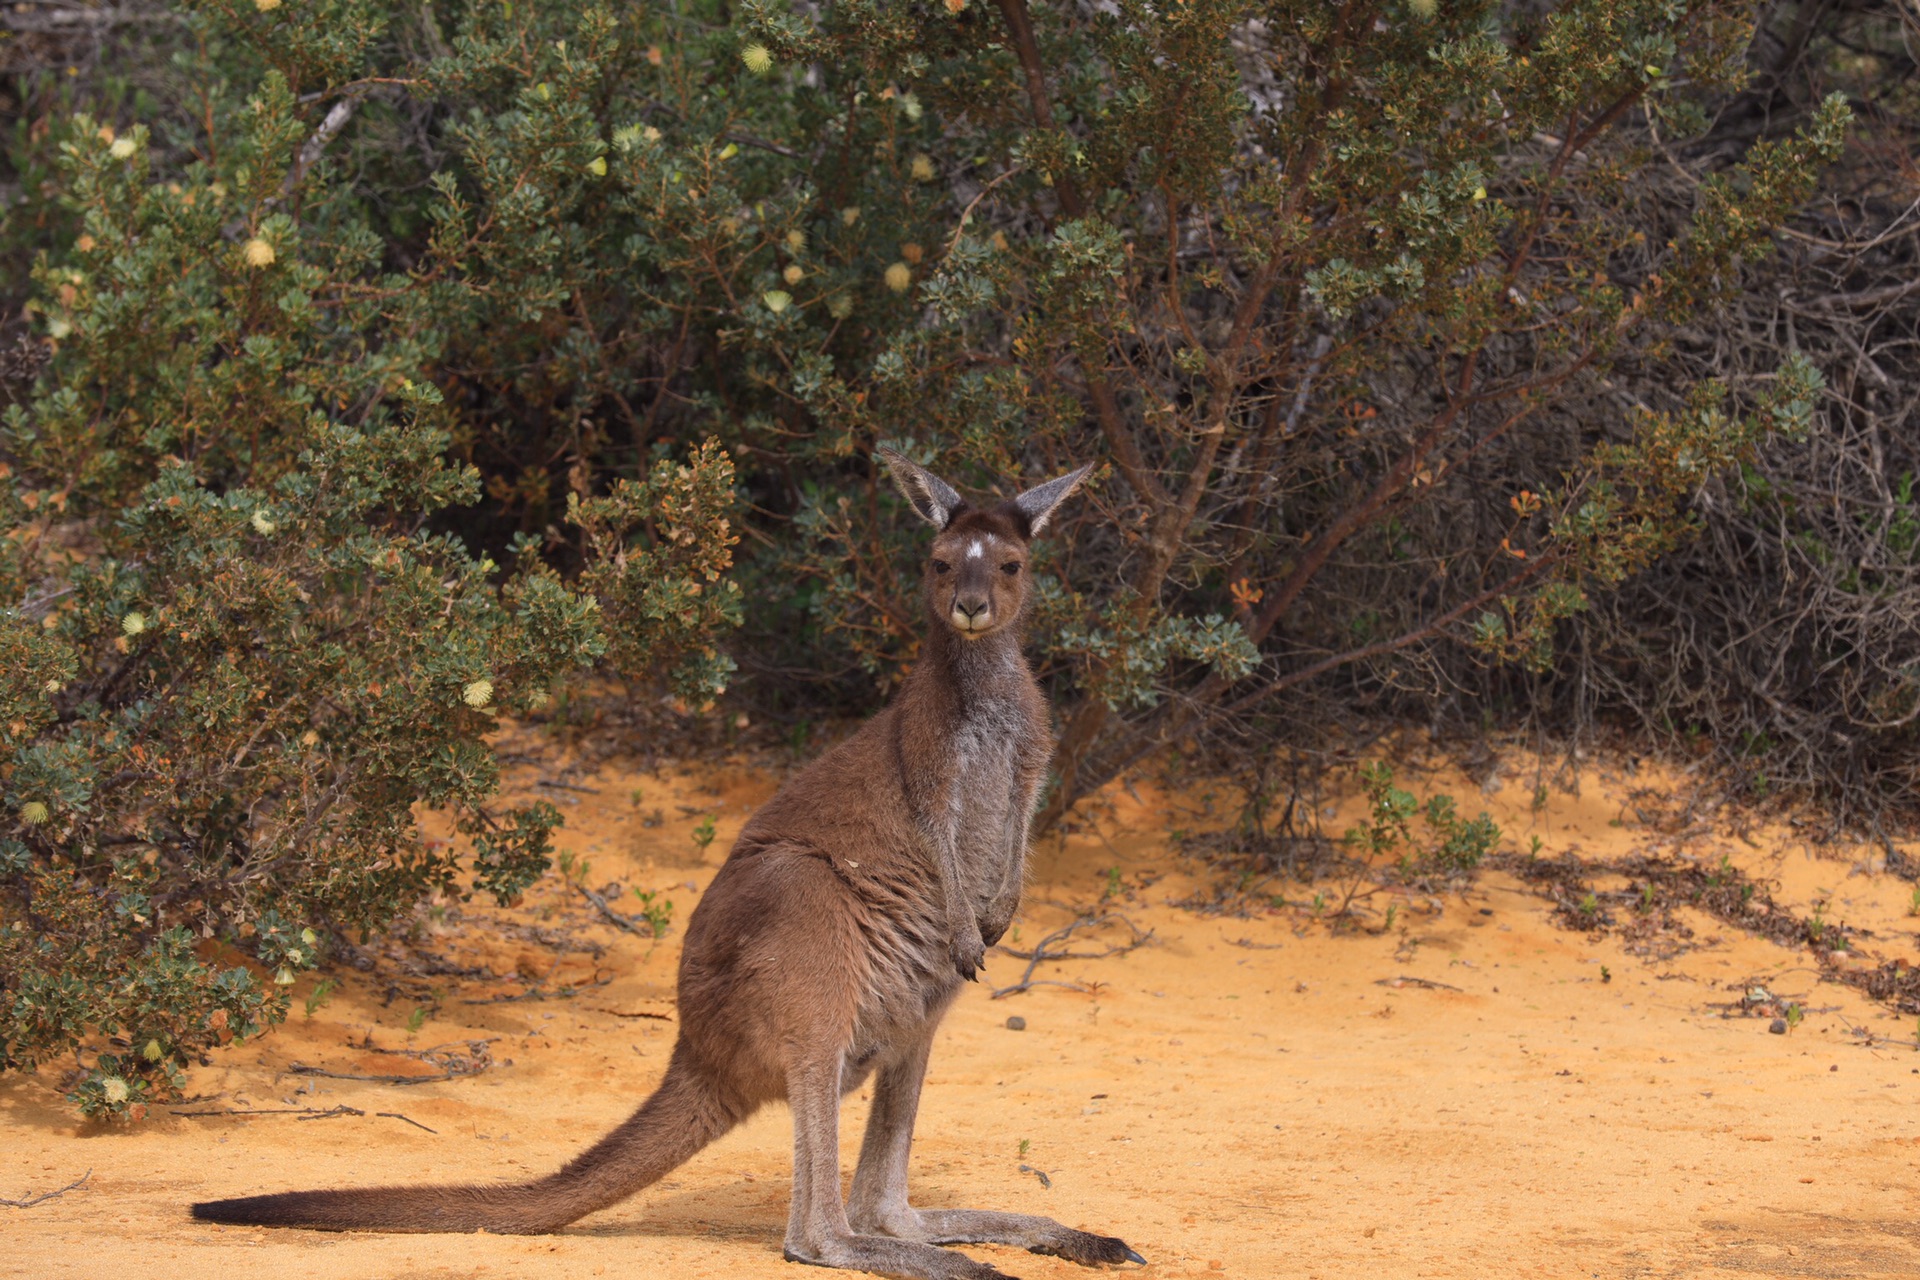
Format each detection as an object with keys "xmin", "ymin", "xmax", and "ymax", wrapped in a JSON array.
[{"xmin": 944, "ymin": 697, "xmax": 1027, "ymax": 861}]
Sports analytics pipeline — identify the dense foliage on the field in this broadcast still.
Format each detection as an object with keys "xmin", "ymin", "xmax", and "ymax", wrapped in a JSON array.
[{"xmin": 0, "ymin": 0, "xmax": 1901, "ymax": 1115}]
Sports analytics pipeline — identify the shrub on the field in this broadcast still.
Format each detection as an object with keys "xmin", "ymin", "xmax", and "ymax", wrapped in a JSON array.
[
  {"xmin": 0, "ymin": 0, "xmax": 1879, "ymax": 1113},
  {"xmin": 1344, "ymin": 761, "xmax": 1500, "ymax": 881},
  {"xmin": 0, "ymin": 22, "xmax": 742, "ymax": 1111}
]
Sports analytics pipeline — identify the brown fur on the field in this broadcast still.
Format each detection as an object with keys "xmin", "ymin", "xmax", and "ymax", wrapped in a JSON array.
[{"xmin": 190, "ymin": 450, "xmax": 1141, "ymax": 1280}]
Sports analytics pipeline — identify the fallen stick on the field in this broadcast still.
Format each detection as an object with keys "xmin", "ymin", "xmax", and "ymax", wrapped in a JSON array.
[
  {"xmin": 1374, "ymin": 975, "xmax": 1463, "ymax": 991},
  {"xmin": 287, "ymin": 1038, "xmax": 496, "ymax": 1085},
  {"xmin": 1, "ymin": 1169, "xmax": 91, "ymax": 1209},
  {"xmin": 991, "ymin": 913, "xmax": 1153, "ymax": 999},
  {"xmin": 174, "ymin": 1104, "xmax": 364, "ymax": 1119},
  {"xmin": 171, "ymin": 1104, "xmax": 438, "ymax": 1133},
  {"xmin": 577, "ymin": 884, "xmax": 654, "ymax": 936}
]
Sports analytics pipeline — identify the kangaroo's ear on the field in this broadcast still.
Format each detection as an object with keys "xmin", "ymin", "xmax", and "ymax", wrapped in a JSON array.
[
  {"xmin": 877, "ymin": 446, "xmax": 966, "ymax": 530},
  {"xmin": 1010, "ymin": 462, "xmax": 1094, "ymax": 537}
]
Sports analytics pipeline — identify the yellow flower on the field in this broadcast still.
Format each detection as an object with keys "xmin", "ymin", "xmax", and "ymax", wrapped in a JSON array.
[
  {"xmin": 786, "ymin": 228, "xmax": 807, "ymax": 252},
  {"xmin": 463, "ymin": 679, "xmax": 494, "ymax": 708},
  {"xmin": 945, "ymin": 0, "xmax": 966, "ymax": 10},
  {"xmin": 884, "ymin": 262, "xmax": 912, "ymax": 293},
  {"xmin": 109, "ymin": 137, "xmax": 138, "ymax": 160},
  {"xmin": 102, "ymin": 1077, "xmax": 130, "ymax": 1104},
  {"xmin": 900, "ymin": 241, "xmax": 924, "ymax": 264},
  {"xmin": 255, "ymin": 0, "xmax": 282, "ymax": 10},
  {"xmin": 1473, "ymin": 186, "xmax": 1487, "ymax": 201},
  {"xmin": 828, "ymin": 294, "xmax": 854, "ymax": 319},
  {"xmin": 587, "ymin": 156, "xmax": 608, "ymax": 176},
  {"xmin": 910, "ymin": 154, "xmax": 936, "ymax": 182},
  {"xmin": 19, "ymin": 801, "xmax": 49, "ymax": 826},
  {"xmin": 121, "ymin": 611, "xmax": 147, "ymax": 636},
  {"xmin": 840, "ymin": 206, "xmax": 861, "ymax": 226},
  {"xmin": 251, "ymin": 510, "xmax": 277, "ymax": 535},
  {"xmin": 1408, "ymin": 0, "xmax": 1436, "ymax": 15},
  {"xmin": 243, "ymin": 237, "xmax": 275, "ymax": 267},
  {"xmin": 783, "ymin": 264, "xmax": 804, "ymax": 285},
  {"xmin": 42, "ymin": 679, "xmax": 62, "ymax": 695},
  {"xmin": 740, "ymin": 44, "xmax": 773, "ymax": 74},
  {"xmin": 762, "ymin": 290, "xmax": 792, "ymax": 313}
]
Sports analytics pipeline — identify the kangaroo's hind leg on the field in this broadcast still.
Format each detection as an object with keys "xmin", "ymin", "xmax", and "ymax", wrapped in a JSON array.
[
  {"xmin": 845, "ymin": 1023, "xmax": 1145, "ymax": 1269},
  {"xmin": 783, "ymin": 1053, "xmax": 1016, "ymax": 1280}
]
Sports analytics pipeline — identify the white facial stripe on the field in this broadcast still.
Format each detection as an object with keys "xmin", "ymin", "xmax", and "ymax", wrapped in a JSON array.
[{"xmin": 967, "ymin": 540, "xmax": 984, "ymax": 559}]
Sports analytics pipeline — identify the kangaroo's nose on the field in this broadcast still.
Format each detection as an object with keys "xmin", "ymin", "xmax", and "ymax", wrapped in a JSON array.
[{"xmin": 956, "ymin": 598, "xmax": 989, "ymax": 620}]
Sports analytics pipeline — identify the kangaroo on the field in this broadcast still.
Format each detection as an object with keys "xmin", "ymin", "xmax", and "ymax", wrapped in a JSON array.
[{"xmin": 192, "ymin": 448, "xmax": 1144, "ymax": 1280}]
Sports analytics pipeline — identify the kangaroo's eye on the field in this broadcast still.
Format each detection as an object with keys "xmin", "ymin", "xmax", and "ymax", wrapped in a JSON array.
[
  {"xmin": 1000, "ymin": 562, "xmax": 1022, "ymax": 576},
  {"xmin": 932, "ymin": 560, "xmax": 951, "ymax": 575}
]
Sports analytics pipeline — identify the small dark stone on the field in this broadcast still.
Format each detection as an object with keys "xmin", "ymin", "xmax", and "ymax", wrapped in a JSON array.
[
  {"xmin": 1479, "ymin": 908, "xmax": 1494, "ymax": 916},
  {"xmin": 1006, "ymin": 1016, "xmax": 1027, "ymax": 1031},
  {"xmin": 1768, "ymin": 1018, "xmax": 1788, "ymax": 1035}
]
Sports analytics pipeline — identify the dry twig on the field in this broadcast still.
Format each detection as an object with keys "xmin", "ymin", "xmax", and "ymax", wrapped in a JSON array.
[
  {"xmin": 0, "ymin": 1170, "xmax": 90, "ymax": 1209},
  {"xmin": 991, "ymin": 913, "xmax": 1153, "ymax": 999}
]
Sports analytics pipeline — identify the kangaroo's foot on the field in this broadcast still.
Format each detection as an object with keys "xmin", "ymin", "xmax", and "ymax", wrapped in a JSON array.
[
  {"xmin": 783, "ymin": 1231, "xmax": 1022, "ymax": 1280},
  {"xmin": 848, "ymin": 1207, "xmax": 1144, "ymax": 1268}
]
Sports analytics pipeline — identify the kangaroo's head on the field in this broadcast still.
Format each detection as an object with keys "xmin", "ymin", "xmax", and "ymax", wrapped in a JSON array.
[{"xmin": 877, "ymin": 447, "xmax": 1093, "ymax": 641}]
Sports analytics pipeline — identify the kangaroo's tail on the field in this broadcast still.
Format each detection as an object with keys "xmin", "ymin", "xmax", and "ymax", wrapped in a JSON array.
[{"xmin": 191, "ymin": 1048, "xmax": 735, "ymax": 1234}]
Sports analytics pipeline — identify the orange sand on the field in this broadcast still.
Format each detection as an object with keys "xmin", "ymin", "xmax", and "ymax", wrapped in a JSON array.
[{"xmin": 7, "ymin": 737, "xmax": 1920, "ymax": 1279}]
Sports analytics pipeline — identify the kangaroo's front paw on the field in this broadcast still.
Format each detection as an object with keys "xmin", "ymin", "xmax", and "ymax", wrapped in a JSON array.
[{"xmin": 949, "ymin": 926, "xmax": 987, "ymax": 981}]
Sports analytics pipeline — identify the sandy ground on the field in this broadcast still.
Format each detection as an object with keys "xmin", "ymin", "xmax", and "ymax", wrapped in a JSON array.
[{"xmin": 8, "ymin": 735, "xmax": 1920, "ymax": 1280}]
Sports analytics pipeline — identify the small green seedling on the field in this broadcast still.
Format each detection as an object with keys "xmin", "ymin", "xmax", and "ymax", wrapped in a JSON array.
[
  {"xmin": 304, "ymin": 978, "xmax": 338, "ymax": 1018},
  {"xmin": 1600, "ymin": 965, "xmax": 1611, "ymax": 983},
  {"xmin": 1102, "ymin": 866, "xmax": 1123, "ymax": 900},
  {"xmin": 691, "ymin": 815, "xmax": 718, "ymax": 854},
  {"xmin": 1784, "ymin": 1002, "xmax": 1804, "ymax": 1029},
  {"xmin": 631, "ymin": 888, "xmax": 675, "ymax": 938},
  {"xmin": 406, "ymin": 1005, "xmax": 430, "ymax": 1034},
  {"xmin": 1017, "ymin": 1138, "xmax": 1031, "ymax": 1159}
]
